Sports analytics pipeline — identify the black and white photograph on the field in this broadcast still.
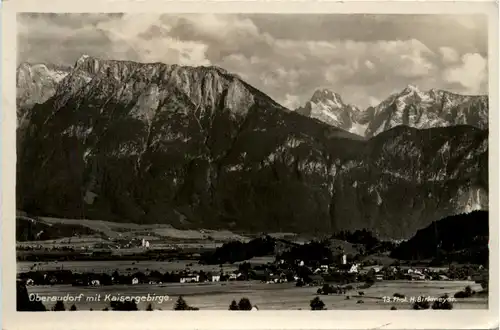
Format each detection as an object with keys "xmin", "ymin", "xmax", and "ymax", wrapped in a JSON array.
[{"xmin": 9, "ymin": 6, "xmax": 495, "ymax": 316}]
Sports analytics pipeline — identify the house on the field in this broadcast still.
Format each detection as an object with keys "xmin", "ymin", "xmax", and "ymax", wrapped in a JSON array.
[
  {"xmin": 348, "ymin": 264, "xmax": 359, "ymax": 274},
  {"xmin": 337, "ymin": 263, "xmax": 358, "ymax": 274},
  {"xmin": 148, "ymin": 279, "xmax": 162, "ymax": 285},
  {"xmin": 229, "ymin": 273, "xmax": 238, "ymax": 281},
  {"xmin": 26, "ymin": 278, "xmax": 34, "ymax": 286},
  {"xmin": 132, "ymin": 277, "xmax": 139, "ymax": 285},
  {"xmin": 211, "ymin": 275, "xmax": 221, "ymax": 282},
  {"xmin": 180, "ymin": 275, "xmax": 200, "ymax": 283},
  {"xmin": 413, "ymin": 269, "xmax": 423, "ymax": 276},
  {"xmin": 409, "ymin": 273, "xmax": 426, "ymax": 281},
  {"xmin": 407, "ymin": 268, "xmax": 423, "ymax": 275},
  {"xmin": 375, "ymin": 274, "xmax": 384, "ymax": 281},
  {"xmin": 91, "ymin": 279, "xmax": 101, "ymax": 286}
]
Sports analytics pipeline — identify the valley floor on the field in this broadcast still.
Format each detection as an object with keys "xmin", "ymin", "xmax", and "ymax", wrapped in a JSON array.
[{"xmin": 25, "ymin": 280, "xmax": 486, "ymax": 311}]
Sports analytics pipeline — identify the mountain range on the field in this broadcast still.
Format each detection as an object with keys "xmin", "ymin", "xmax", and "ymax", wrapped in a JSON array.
[
  {"xmin": 294, "ymin": 85, "xmax": 488, "ymax": 138},
  {"xmin": 15, "ymin": 55, "xmax": 489, "ymax": 238}
]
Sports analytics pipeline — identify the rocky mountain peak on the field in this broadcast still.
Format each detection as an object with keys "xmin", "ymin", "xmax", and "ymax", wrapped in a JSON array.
[
  {"xmin": 50, "ymin": 55, "xmax": 286, "ymax": 119},
  {"xmin": 364, "ymin": 86, "xmax": 488, "ymax": 138},
  {"xmin": 310, "ymin": 88, "xmax": 345, "ymax": 107},
  {"xmin": 16, "ymin": 62, "xmax": 71, "ymax": 126},
  {"xmin": 402, "ymin": 84, "xmax": 421, "ymax": 94},
  {"xmin": 295, "ymin": 89, "xmax": 367, "ymax": 136},
  {"xmin": 75, "ymin": 54, "xmax": 92, "ymax": 67}
]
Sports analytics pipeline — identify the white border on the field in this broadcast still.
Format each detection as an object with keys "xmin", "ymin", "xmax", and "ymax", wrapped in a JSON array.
[{"xmin": 2, "ymin": 1, "xmax": 499, "ymax": 329}]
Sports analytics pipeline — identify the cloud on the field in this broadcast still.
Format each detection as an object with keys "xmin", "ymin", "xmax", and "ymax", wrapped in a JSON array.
[
  {"xmin": 442, "ymin": 53, "xmax": 488, "ymax": 94},
  {"xmin": 18, "ymin": 13, "xmax": 488, "ymax": 109},
  {"xmin": 369, "ymin": 97, "xmax": 381, "ymax": 107},
  {"xmin": 365, "ymin": 60, "xmax": 375, "ymax": 70},
  {"xmin": 439, "ymin": 47, "xmax": 460, "ymax": 64},
  {"xmin": 283, "ymin": 94, "xmax": 301, "ymax": 109},
  {"xmin": 93, "ymin": 14, "xmax": 211, "ymax": 66}
]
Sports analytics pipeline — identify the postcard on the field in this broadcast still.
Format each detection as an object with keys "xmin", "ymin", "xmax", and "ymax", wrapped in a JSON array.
[{"xmin": 2, "ymin": 0, "xmax": 499, "ymax": 329}]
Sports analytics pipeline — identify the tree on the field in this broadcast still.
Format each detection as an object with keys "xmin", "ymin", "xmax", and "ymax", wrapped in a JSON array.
[
  {"xmin": 70, "ymin": 304, "xmax": 77, "ymax": 311},
  {"xmin": 238, "ymin": 298, "xmax": 252, "ymax": 310},
  {"xmin": 412, "ymin": 297, "xmax": 430, "ymax": 310},
  {"xmin": 16, "ymin": 281, "xmax": 46, "ymax": 311},
  {"xmin": 110, "ymin": 299, "xmax": 138, "ymax": 311},
  {"xmin": 432, "ymin": 295, "xmax": 453, "ymax": 310},
  {"xmin": 464, "ymin": 286, "xmax": 473, "ymax": 297},
  {"xmin": 52, "ymin": 300, "xmax": 66, "ymax": 311},
  {"xmin": 174, "ymin": 296, "xmax": 189, "ymax": 310},
  {"xmin": 229, "ymin": 300, "xmax": 239, "ymax": 310},
  {"xmin": 310, "ymin": 297, "xmax": 325, "ymax": 310},
  {"xmin": 146, "ymin": 303, "xmax": 153, "ymax": 311}
]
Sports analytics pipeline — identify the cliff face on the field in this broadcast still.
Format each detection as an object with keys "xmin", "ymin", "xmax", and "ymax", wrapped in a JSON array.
[{"xmin": 16, "ymin": 56, "xmax": 488, "ymax": 238}]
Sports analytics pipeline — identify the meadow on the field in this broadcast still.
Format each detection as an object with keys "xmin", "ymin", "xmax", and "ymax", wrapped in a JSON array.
[{"xmin": 26, "ymin": 280, "xmax": 486, "ymax": 311}]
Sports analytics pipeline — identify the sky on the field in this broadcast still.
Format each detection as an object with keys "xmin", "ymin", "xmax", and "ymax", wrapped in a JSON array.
[{"xmin": 17, "ymin": 13, "xmax": 489, "ymax": 109}]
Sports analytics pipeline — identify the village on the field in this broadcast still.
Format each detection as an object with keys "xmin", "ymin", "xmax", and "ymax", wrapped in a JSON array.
[{"xmin": 17, "ymin": 250, "xmax": 487, "ymax": 289}]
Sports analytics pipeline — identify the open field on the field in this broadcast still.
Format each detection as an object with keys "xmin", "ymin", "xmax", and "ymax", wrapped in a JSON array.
[
  {"xmin": 25, "ymin": 280, "xmax": 487, "ymax": 311},
  {"xmin": 19, "ymin": 216, "xmax": 314, "ymax": 246},
  {"xmin": 29, "ymin": 216, "xmax": 252, "ymax": 242}
]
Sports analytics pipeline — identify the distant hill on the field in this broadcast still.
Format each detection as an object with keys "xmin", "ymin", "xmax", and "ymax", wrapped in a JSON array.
[
  {"xmin": 16, "ymin": 216, "xmax": 100, "ymax": 241},
  {"xmin": 199, "ymin": 235, "xmax": 282, "ymax": 264},
  {"xmin": 390, "ymin": 210, "xmax": 488, "ymax": 265}
]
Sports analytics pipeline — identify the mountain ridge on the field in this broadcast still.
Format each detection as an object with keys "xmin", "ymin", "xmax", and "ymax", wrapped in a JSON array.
[
  {"xmin": 18, "ymin": 57, "xmax": 488, "ymax": 138},
  {"xmin": 16, "ymin": 55, "xmax": 488, "ymax": 239},
  {"xmin": 294, "ymin": 85, "xmax": 487, "ymax": 138}
]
